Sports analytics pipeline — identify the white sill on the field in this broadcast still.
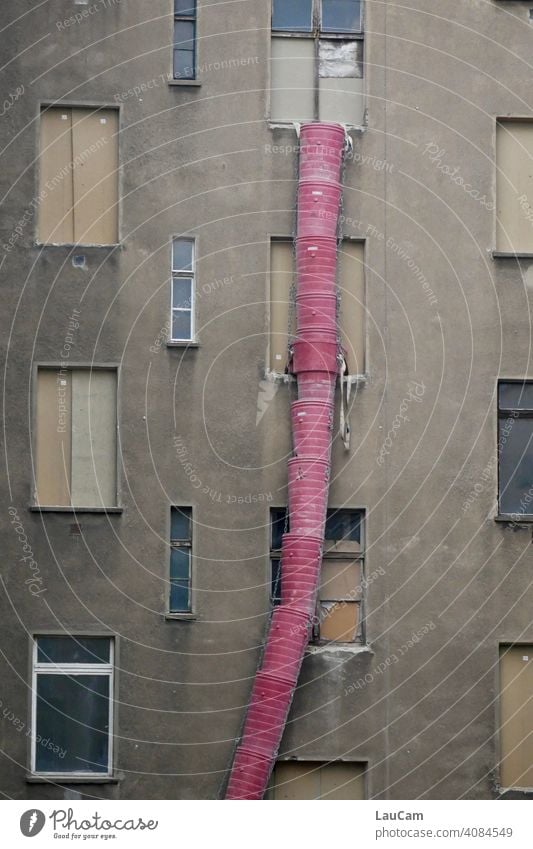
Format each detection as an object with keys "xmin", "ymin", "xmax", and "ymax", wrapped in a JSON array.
[
  {"xmin": 168, "ymin": 79, "xmax": 202, "ymax": 87},
  {"xmin": 165, "ymin": 612, "xmax": 197, "ymax": 621},
  {"xmin": 27, "ymin": 774, "xmax": 120, "ymax": 784},
  {"xmin": 492, "ymin": 251, "xmax": 533, "ymax": 259},
  {"xmin": 167, "ymin": 340, "xmax": 200, "ymax": 348},
  {"xmin": 265, "ymin": 370, "xmax": 367, "ymax": 384},
  {"xmin": 29, "ymin": 505, "xmax": 123, "ymax": 514},
  {"xmin": 268, "ymin": 121, "xmax": 365, "ymax": 133},
  {"xmin": 34, "ymin": 242, "xmax": 121, "ymax": 249},
  {"xmin": 306, "ymin": 643, "xmax": 372, "ymax": 656},
  {"xmin": 494, "ymin": 514, "xmax": 533, "ymax": 524}
]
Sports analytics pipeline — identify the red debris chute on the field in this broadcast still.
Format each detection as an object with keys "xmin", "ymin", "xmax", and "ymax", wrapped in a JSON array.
[{"xmin": 225, "ymin": 123, "xmax": 347, "ymax": 800}]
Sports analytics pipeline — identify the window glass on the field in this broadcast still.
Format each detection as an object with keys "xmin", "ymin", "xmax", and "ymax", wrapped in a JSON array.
[
  {"xmin": 170, "ymin": 547, "xmax": 190, "ymax": 580},
  {"xmin": 35, "ymin": 674, "xmax": 110, "ymax": 773},
  {"xmin": 172, "ymin": 311, "xmax": 192, "ymax": 340},
  {"xmin": 271, "ymin": 558, "xmax": 282, "ymax": 604},
  {"xmin": 325, "ymin": 509, "xmax": 361, "ymax": 543},
  {"xmin": 174, "ymin": 21, "xmax": 195, "ymax": 79},
  {"xmin": 170, "ymin": 581, "xmax": 190, "ymax": 612},
  {"xmin": 175, "ymin": 0, "xmax": 196, "ymax": 13},
  {"xmin": 498, "ymin": 417, "xmax": 533, "ymax": 515},
  {"xmin": 37, "ymin": 637, "xmax": 110, "ymax": 665},
  {"xmin": 172, "ymin": 239, "xmax": 193, "ymax": 271},
  {"xmin": 173, "ymin": 278, "xmax": 192, "ymax": 309},
  {"xmin": 499, "ymin": 382, "xmax": 533, "ymax": 411},
  {"xmin": 171, "ymin": 507, "xmax": 191, "ymax": 539},
  {"xmin": 272, "ymin": 0, "xmax": 313, "ymax": 31},
  {"xmin": 321, "ymin": 0, "xmax": 362, "ymax": 33}
]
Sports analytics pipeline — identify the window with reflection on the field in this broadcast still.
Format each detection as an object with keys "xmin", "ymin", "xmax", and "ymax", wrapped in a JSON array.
[{"xmin": 498, "ymin": 382, "xmax": 533, "ymax": 517}]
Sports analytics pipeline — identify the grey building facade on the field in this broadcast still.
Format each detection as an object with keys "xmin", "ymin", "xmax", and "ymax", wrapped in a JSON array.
[{"xmin": 1, "ymin": 0, "xmax": 533, "ymax": 800}]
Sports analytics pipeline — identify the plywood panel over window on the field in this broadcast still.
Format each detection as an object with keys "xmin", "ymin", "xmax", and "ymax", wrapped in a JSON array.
[
  {"xmin": 39, "ymin": 107, "xmax": 118, "ymax": 245},
  {"xmin": 271, "ymin": 38, "xmax": 315, "ymax": 122},
  {"xmin": 269, "ymin": 239, "xmax": 365, "ymax": 375},
  {"xmin": 499, "ymin": 646, "xmax": 533, "ymax": 789},
  {"xmin": 35, "ymin": 368, "xmax": 117, "ymax": 507},
  {"xmin": 269, "ymin": 240, "xmax": 295, "ymax": 371},
  {"xmin": 496, "ymin": 121, "xmax": 533, "ymax": 253},
  {"xmin": 267, "ymin": 761, "xmax": 365, "ymax": 800}
]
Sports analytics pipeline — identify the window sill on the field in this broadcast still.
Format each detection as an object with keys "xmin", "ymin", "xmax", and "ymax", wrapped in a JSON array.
[
  {"xmin": 165, "ymin": 612, "xmax": 197, "ymax": 621},
  {"xmin": 492, "ymin": 251, "xmax": 533, "ymax": 259},
  {"xmin": 494, "ymin": 514, "xmax": 533, "ymax": 524},
  {"xmin": 306, "ymin": 643, "xmax": 372, "ymax": 656},
  {"xmin": 265, "ymin": 370, "xmax": 367, "ymax": 385},
  {"xmin": 29, "ymin": 505, "xmax": 123, "ymax": 514},
  {"xmin": 268, "ymin": 121, "xmax": 365, "ymax": 133},
  {"xmin": 34, "ymin": 242, "xmax": 121, "ymax": 249},
  {"xmin": 168, "ymin": 80, "xmax": 202, "ymax": 87},
  {"xmin": 26, "ymin": 774, "xmax": 121, "ymax": 784},
  {"xmin": 166, "ymin": 340, "xmax": 200, "ymax": 348}
]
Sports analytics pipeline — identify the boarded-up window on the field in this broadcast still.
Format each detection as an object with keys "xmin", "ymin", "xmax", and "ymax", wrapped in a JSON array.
[
  {"xmin": 499, "ymin": 646, "xmax": 533, "ymax": 789},
  {"xmin": 270, "ymin": 1, "xmax": 364, "ymax": 124},
  {"xmin": 496, "ymin": 120, "xmax": 533, "ymax": 253},
  {"xmin": 266, "ymin": 760, "xmax": 365, "ymax": 799},
  {"xmin": 270, "ymin": 507, "xmax": 365, "ymax": 644},
  {"xmin": 269, "ymin": 238, "xmax": 365, "ymax": 375},
  {"xmin": 35, "ymin": 368, "xmax": 117, "ymax": 507},
  {"xmin": 39, "ymin": 107, "xmax": 119, "ymax": 245}
]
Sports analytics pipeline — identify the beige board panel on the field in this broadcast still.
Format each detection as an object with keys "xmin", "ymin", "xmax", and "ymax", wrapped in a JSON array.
[
  {"xmin": 71, "ymin": 370, "xmax": 117, "ymax": 507},
  {"xmin": 271, "ymin": 37, "xmax": 315, "ymax": 123},
  {"xmin": 72, "ymin": 108, "xmax": 118, "ymax": 244},
  {"xmin": 38, "ymin": 109, "xmax": 74, "ymax": 244},
  {"xmin": 268, "ymin": 761, "xmax": 365, "ymax": 800},
  {"xmin": 496, "ymin": 121, "xmax": 533, "ymax": 253},
  {"xmin": 499, "ymin": 646, "xmax": 533, "ymax": 788},
  {"xmin": 270, "ymin": 240, "xmax": 294, "ymax": 371},
  {"xmin": 339, "ymin": 241, "xmax": 365, "ymax": 374},
  {"xmin": 319, "ymin": 77, "xmax": 364, "ymax": 126},
  {"xmin": 320, "ymin": 559, "xmax": 361, "ymax": 599},
  {"xmin": 320, "ymin": 762, "xmax": 365, "ymax": 800},
  {"xmin": 35, "ymin": 369, "xmax": 72, "ymax": 505},
  {"xmin": 319, "ymin": 600, "xmax": 359, "ymax": 642},
  {"xmin": 268, "ymin": 762, "xmax": 320, "ymax": 799}
]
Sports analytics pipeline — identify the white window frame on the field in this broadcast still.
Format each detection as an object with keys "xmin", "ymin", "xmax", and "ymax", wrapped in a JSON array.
[
  {"xmin": 31, "ymin": 637, "xmax": 114, "ymax": 777},
  {"xmin": 171, "ymin": 237, "xmax": 195, "ymax": 342}
]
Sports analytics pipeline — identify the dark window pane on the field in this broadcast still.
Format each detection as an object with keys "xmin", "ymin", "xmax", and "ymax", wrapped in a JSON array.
[
  {"xmin": 174, "ymin": 49, "xmax": 195, "ymax": 80},
  {"xmin": 325, "ymin": 509, "xmax": 361, "ymax": 543},
  {"xmin": 37, "ymin": 637, "xmax": 110, "ymax": 665},
  {"xmin": 175, "ymin": 0, "xmax": 196, "ymax": 14},
  {"xmin": 171, "ymin": 506, "xmax": 191, "ymax": 540},
  {"xmin": 322, "ymin": 0, "xmax": 362, "ymax": 33},
  {"xmin": 172, "ymin": 239, "xmax": 193, "ymax": 271},
  {"xmin": 36, "ymin": 674, "xmax": 110, "ymax": 773},
  {"xmin": 499, "ymin": 418, "xmax": 533, "ymax": 515},
  {"xmin": 172, "ymin": 309, "xmax": 192, "ymax": 340},
  {"xmin": 499, "ymin": 382, "xmax": 533, "ymax": 411},
  {"xmin": 272, "ymin": 0, "xmax": 313, "ymax": 31},
  {"xmin": 170, "ymin": 547, "xmax": 190, "ymax": 580},
  {"xmin": 173, "ymin": 278, "xmax": 192, "ymax": 309},
  {"xmin": 170, "ymin": 580, "xmax": 190, "ymax": 612},
  {"xmin": 271, "ymin": 558, "xmax": 282, "ymax": 604},
  {"xmin": 271, "ymin": 508, "xmax": 288, "ymax": 548}
]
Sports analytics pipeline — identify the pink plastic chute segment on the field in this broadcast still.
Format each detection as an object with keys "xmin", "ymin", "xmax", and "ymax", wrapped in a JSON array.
[{"xmin": 225, "ymin": 123, "xmax": 346, "ymax": 800}]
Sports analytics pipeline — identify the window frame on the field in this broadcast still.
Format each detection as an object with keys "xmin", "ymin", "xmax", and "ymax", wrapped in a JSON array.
[
  {"xmin": 170, "ymin": 237, "xmax": 196, "ymax": 343},
  {"xmin": 269, "ymin": 507, "xmax": 365, "ymax": 645},
  {"xmin": 169, "ymin": 506, "xmax": 194, "ymax": 615},
  {"xmin": 497, "ymin": 379, "xmax": 533, "ymax": 520},
  {"xmin": 173, "ymin": 1, "xmax": 197, "ymax": 81},
  {"xmin": 30, "ymin": 635, "xmax": 114, "ymax": 778},
  {"xmin": 31, "ymin": 362, "xmax": 121, "ymax": 513},
  {"xmin": 270, "ymin": 0, "xmax": 364, "ymax": 125}
]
